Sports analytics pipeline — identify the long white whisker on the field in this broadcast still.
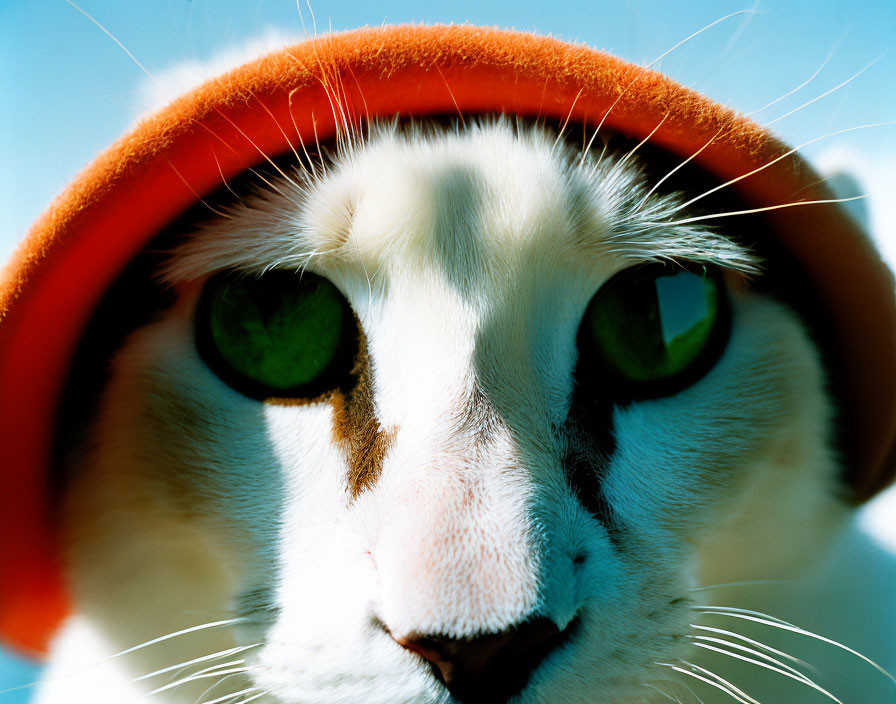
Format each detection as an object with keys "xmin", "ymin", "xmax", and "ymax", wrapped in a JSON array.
[
  {"xmin": 133, "ymin": 644, "xmax": 261, "ymax": 683},
  {"xmin": 202, "ymin": 686, "xmax": 261, "ymax": 704},
  {"xmin": 0, "ymin": 620, "xmax": 242, "ymax": 701},
  {"xmin": 194, "ymin": 669, "xmax": 255, "ymax": 704},
  {"xmin": 645, "ymin": 10, "xmax": 757, "ymax": 71},
  {"xmin": 692, "ymin": 1, "xmax": 758, "ymax": 85},
  {"xmin": 232, "ymin": 691, "xmax": 269, "ymax": 704},
  {"xmin": 615, "ymin": 114, "xmax": 669, "ymax": 170},
  {"xmin": 80, "ymin": 618, "xmax": 246, "ymax": 668},
  {"xmin": 691, "ymin": 640, "xmax": 844, "ymax": 703},
  {"xmin": 633, "ymin": 39, "xmax": 844, "ymax": 215},
  {"xmin": 675, "ymin": 679, "xmax": 707, "ymax": 704},
  {"xmin": 214, "ymin": 109, "xmax": 303, "ymax": 194},
  {"xmin": 146, "ymin": 665, "xmax": 249, "ymax": 696},
  {"xmin": 580, "ymin": 10, "xmax": 753, "ymax": 161},
  {"xmin": 644, "ymin": 193, "xmax": 869, "ymax": 227},
  {"xmin": 664, "ymin": 120, "xmax": 895, "ymax": 214},
  {"xmin": 643, "ymin": 681, "xmax": 682, "ymax": 702},
  {"xmin": 689, "ymin": 580, "xmax": 790, "ymax": 592},
  {"xmin": 683, "ymin": 660, "xmax": 762, "ymax": 704},
  {"xmin": 551, "ymin": 88, "xmax": 585, "ymax": 155},
  {"xmin": 692, "ymin": 625, "xmax": 808, "ymax": 667},
  {"xmin": 763, "ymin": 54, "xmax": 883, "ymax": 127},
  {"xmin": 693, "ymin": 605, "xmax": 794, "ymax": 626},
  {"xmin": 63, "ymin": 0, "xmax": 158, "ymax": 88},
  {"xmin": 695, "ymin": 606, "xmax": 896, "ymax": 686},
  {"xmin": 744, "ymin": 41, "xmax": 838, "ymax": 118},
  {"xmin": 255, "ymin": 96, "xmax": 307, "ymax": 179},
  {"xmin": 656, "ymin": 662, "xmax": 754, "ymax": 704},
  {"xmin": 163, "ymin": 156, "xmax": 230, "ymax": 217},
  {"xmin": 691, "ymin": 636, "xmax": 809, "ymax": 679},
  {"xmin": 632, "ymin": 127, "xmax": 724, "ymax": 212},
  {"xmin": 287, "ymin": 87, "xmax": 320, "ymax": 181}
]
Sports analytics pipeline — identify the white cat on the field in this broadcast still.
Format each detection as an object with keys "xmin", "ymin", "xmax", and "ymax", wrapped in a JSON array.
[
  {"xmin": 26, "ymin": 115, "xmax": 895, "ymax": 703},
  {"xmin": 2, "ymin": 16, "xmax": 894, "ymax": 704}
]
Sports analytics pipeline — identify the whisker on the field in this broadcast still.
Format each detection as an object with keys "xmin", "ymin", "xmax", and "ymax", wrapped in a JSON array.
[
  {"xmin": 434, "ymin": 63, "xmax": 465, "ymax": 127},
  {"xmin": 744, "ymin": 39, "xmax": 839, "ymax": 119},
  {"xmin": 614, "ymin": 114, "xmax": 669, "ymax": 170},
  {"xmin": 643, "ymin": 681, "xmax": 682, "ymax": 702},
  {"xmin": 344, "ymin": 61, "xmax": 372, "ymax": 142},
  {"xmin": 656, "ymin": 661, "xmax": 754, "ymax": 704},
  {"xmin": 213, "ymin": 108, "xmax": 303, "ymax": 194},
  {"xmin": 292, "ymin": 13, "xmax": 357, "ymax": 165},
  {"xmin": 0, "ymin": 619, "xmax": 249, "ymax": 698},
  {"xmin": 133, "ymin": 643, "xmax": 262, "ymax": 684},
  {"xmin": 310, "ymin": 116, "xmax": 329, "ymax": 178},
  {"xmin": 100, "ymin": 618, "xmax": 247, "ymax": 664},
  {"xmin": 255, "ymin": 96, "xmax": 307, "ymax": 179},
  {"xmin": 163, "ymin": 156, "xmax": 229, "ymax": 217},
  {"xmin": 551, "ymin": 88, "xmax": 585, "ymax": 155},
  {"xmin": 643, "ymin": 10, "xmax": 756, "ymax": 71},
  {"xmin": 287, "ymin": 87, "xmax": 320, "ymax": 181},
  {"xmin": 691, "ymin": 625, "xmax": 809, "ymax": 668},
  {"xmin": 63, "ymin": 0, "xmax": 157, "ymax": 88},
  {"xmin": 690, "ymin": 640, "xmax": 843, "ymax": 703},
  {"xmin": 211, "ymin": 151, "xmax": 244, "ymax": 203},
  {"xmin": 675, "ymin": 679, "xmax": 707, "ymax": 704},
  {"xmin": 194, "ymin": 669, "xmax": 254, "ymax": 704},
  {"xmin": 644, "ymin": 193, "xmax": 870, "ymax": 227},
  {"xmin": 682, "ymin": 660, "xmax": 761, "ymax": 704},
  {"xmin": 663, "ymin": 120, "xmax": 895, "ymax": 214},
  {"xmin": 693, "ymin": 605, "xmax": 793, "ymax": 626},
  {"xmin": 631, "ymin": 127, "xmax": 724, "ymax": 212},
  {"xmin": 763, "ymin": 54, "xmax": 883, "ymax": 127},
  {"xmin": 580, "ymin": 10, "xmax": 753, "ymax": 162},
  {"xmin": 233, "ymin": 691, "xmax": 269, "ymax": 704},
  {"xmin": 632, "ymin": 37, "xmax": 845, "ymax": 214},
  {"xmin": 146, "ymin": 664, "xmax": 249, "ymax": 696},
  {"xmin": 689, "ymin": 580, "xmax": 790, "ymax": 592},
  {"xmin": 695, "ymin": 606, "xmax": 896, "ymax": 687},
  {"xmin": 630, "ymin": 47, "xmax": 874, "ymax": 218},
  {"xmin": 691, "ymin": 636, "xmax": 808, "ymax": 679},
  {"xmin": 202, "ymin": 686, "xmax": 262, "ymax": 704}
]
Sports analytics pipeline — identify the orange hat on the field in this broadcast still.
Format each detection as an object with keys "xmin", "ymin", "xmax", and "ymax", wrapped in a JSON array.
[{"xmin": 2, "ymin": 24, "xmax": 894, "ymax": 657}]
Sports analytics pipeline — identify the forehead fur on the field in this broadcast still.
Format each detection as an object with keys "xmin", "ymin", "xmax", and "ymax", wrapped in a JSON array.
[{"xmin": 162, "ymin": 120, "xmax": 758, "ymax": 286}]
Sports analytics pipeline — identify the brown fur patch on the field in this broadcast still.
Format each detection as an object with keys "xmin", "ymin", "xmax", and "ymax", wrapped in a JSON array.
[
  {"xmin": 331, "ymin": 341, "xmax": 395, "ymax": 498},
  {"xmin": 263, "ymin": 391, "xmax": 335, "ymax": 407}
]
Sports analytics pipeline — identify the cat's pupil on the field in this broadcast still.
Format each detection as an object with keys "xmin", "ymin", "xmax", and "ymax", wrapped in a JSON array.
[
  {"xmin": 195, "ymin": 270, "xmax": 356, "ymax": 399},
  {"xmin": 582, "ymin": 264, "xmax": 728, "ymax": 397}
]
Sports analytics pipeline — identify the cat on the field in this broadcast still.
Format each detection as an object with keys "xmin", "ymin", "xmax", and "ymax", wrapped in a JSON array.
[
  {"xmin": 25, "ymin": 111, "xmax": 896, "ymax": 704},
  {"xmin": 2, "ymin": 10, "xmax": 894, "ymax": 704}
]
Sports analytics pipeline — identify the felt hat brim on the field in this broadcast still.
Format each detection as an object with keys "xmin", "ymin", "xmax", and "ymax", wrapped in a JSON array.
[{"xmin": 2, "ymin": 24, "xmax": 894, "ymax": 656}]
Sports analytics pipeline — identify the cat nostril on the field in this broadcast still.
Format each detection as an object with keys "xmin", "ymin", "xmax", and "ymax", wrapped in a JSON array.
[{"xmin": 394, "ymin": 617, "xmax": 570, "ymax": 704}]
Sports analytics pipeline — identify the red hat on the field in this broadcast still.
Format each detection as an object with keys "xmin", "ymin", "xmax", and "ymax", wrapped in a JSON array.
[{"xmin": 2, "ymin": 24, "xmax": 894, "ymax": 657}]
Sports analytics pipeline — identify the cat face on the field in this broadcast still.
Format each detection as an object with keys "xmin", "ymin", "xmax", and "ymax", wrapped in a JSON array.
[{"xmin": 58, "ymin": 121, "xmax": 848, "ymax": 703}]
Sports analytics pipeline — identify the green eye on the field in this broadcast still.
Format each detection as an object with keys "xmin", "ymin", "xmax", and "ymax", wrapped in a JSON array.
[
  {"xmin": 196, "ymin": 270, "xmax": 356, "ymax": 399},
  {"xmin": 582, "ymin": 265, "xmax": 728, "ymax": 396}
]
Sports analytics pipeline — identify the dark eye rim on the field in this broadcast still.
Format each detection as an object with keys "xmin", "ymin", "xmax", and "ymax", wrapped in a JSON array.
[
  {"xmin": 194, "ymin": 268, "xmax": 359, "ymax": 402},
  {"xmin": 577, "ymin": 262, "xmax": 732, "ymax": 402}
]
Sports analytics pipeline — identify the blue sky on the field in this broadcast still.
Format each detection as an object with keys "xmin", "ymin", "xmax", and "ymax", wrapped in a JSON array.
[{"xmin": 1, "ymin": 1, "xmax": 895, "ymax": 700}]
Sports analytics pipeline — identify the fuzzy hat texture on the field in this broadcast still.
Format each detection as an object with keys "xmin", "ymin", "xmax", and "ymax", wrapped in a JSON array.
[{"xmin": 1, "ymin": 24, "xmax": 894, "ymax": 657}]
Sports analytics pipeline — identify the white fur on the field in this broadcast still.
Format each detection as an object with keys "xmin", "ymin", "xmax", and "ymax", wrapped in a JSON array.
[{"xmin": 36, "ymin": 121, "xmax": 895, "ymax": 704}]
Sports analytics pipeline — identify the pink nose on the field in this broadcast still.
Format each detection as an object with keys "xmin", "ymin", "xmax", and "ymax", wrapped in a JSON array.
[{"xmin": 395, "ymin": 618, "xmax": 569, "ymax": 703}]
